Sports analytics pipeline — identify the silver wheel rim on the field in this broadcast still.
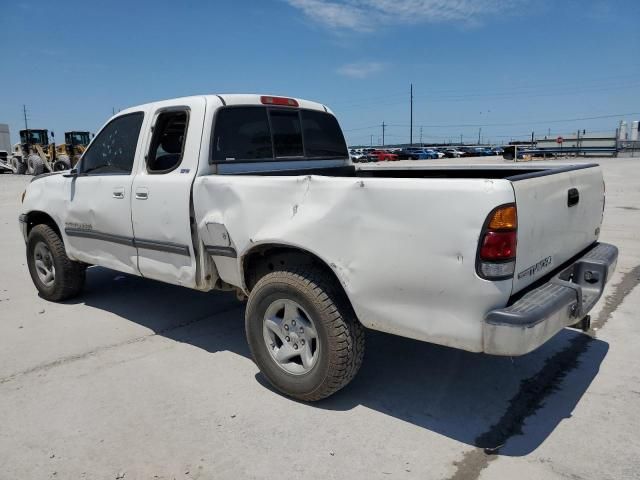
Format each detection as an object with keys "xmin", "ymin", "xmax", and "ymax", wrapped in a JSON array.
[
  {"xmin": 34, "ymin": 242, "xmax": 55, "ymax": 287},
  {"xmin": 263, "ymin": 299, "xmax": 319, "ymax": 375}
]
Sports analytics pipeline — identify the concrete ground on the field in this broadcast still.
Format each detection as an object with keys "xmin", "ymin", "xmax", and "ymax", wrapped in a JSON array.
[{"xmin": 0, "ymin": 157, "xmax": 639, "ymax": 480}]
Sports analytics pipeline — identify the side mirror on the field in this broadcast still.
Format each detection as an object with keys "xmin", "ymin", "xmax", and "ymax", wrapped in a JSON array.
[{"xmin": 63, "ymin": 168, "xmax": 79, "ymax": 178}]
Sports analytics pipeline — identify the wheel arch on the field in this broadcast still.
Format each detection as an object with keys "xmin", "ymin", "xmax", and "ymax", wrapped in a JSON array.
[
  {"xmin": 24, "ymin": 210, "xmax": 62, "ymax": 238},
  {"xmin": 241, "ymin": 243, "xmax": 357, "ymax": 313}
]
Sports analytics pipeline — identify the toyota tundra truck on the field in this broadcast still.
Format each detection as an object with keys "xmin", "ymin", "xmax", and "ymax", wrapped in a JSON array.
[{"xmin": 18, "ymin": 94, "xmax": 618, "ymax": 401}]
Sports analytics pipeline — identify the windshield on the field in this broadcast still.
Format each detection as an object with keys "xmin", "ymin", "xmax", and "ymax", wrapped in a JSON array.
[
  {"xmin": 20, "ymin": 130, "xmax": 48, "ymax": 145},
  {"xmin": 70, "ymin": 132, "xmax": 90, "ymax": 145}
]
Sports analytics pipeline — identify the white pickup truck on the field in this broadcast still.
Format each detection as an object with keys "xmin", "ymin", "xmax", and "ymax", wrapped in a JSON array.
[{"xmin": 19, "ymin": 94, "xmax": 617, "ymax": 401}]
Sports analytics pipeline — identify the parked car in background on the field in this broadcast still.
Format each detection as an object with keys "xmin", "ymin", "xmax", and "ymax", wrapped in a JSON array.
[
  {"xmin": 444, "ymin": 148, "xmax": 465, "ymax": 158},
  {"xmin": 349, "ymin": 150, "xmax": 367, "ymax": 163},
  {"xmin": 492, "ymin": 147, "xmax": 505, "ymax": 156},
  {"xmin": 367, "ymin": 149, "xmax": 399, "ymax": 162},
  {"xmin": 461, "ymin": 147, "xmax": 487, "ymax": 157},
  {"xmin": 424, "ymin": 149, "xmax": 444, "ymax": 159},
  {"xmin": 481, "ymin": 147, "xmax": 495, "ymax": 156},
  {"xmin": 397, "ymin": 148, "xmax": 434, "ymax": 160}
]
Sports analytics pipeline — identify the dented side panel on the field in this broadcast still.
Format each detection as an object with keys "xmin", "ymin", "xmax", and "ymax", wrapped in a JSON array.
[{"xmin": 193, "ymin": 174, "xmax": 515, "ymax": 352}]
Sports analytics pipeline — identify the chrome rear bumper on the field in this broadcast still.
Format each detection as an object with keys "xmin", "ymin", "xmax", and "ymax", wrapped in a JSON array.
[{"xmin": 484, "ymin": 243, "xmax": 618, "ymax": 356}]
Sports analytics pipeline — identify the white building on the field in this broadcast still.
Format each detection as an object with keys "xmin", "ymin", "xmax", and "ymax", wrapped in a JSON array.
[
  {"xmin": 631, "ymin": 121, "xmax": 639, "ymax": 142},
  {"xmin": 0, "ymin": 124, "xmax": 11, "ymax": 152}
]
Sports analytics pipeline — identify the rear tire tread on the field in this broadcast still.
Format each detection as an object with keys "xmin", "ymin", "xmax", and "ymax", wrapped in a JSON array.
[{"xmin": 247, "ymin": 266, "xmax": 365, "ymax": 401}]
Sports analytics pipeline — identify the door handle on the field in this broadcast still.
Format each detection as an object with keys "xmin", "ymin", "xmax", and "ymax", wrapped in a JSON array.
[
  {"xmin": 135, "ymin": 188, "xmax": 149, "ymax": 200},
  {"xmin": 113, "ymin": 188, "xmax": 125, "ymax": 199},
  {"xmin": 568, "ymin": 188, "xmax": 579, "ymax": 207}
]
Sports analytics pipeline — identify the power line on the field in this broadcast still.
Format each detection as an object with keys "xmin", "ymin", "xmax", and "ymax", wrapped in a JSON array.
[
  {"xmin": 332, "ymin": 81, "xmax": 640, "ymax": 113},
  {"xmin": 330, "ymin": 72, "xmax": 640, "ymax": 107},
  {"xmin": 385, "ymin": 112, "xmax": 640, "ymax": 129}
]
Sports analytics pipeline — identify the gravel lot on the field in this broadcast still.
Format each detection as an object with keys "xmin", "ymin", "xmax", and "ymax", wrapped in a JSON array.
[{"xmin": 1, "ymin": 157, "xmax": 639, "ymax": 480}]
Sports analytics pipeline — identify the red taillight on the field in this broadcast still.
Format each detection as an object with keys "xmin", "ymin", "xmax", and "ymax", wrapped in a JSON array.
[
  {"xmin": 477, "ymin": 204, "xmax": 518, "ymax": 280},
  {"xmin": 260, "ymin": 96, "xmax": 299, "ymax": 107},
  {"xmin": 480, "ymin": 231, "xmax": 517, "ymax": 260}
]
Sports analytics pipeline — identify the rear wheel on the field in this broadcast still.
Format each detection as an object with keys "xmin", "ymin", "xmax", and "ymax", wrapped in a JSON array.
[
  {"xmin": 27, "ymin": 154, "xmax": 45, "ymax": 175},
  {"xmin": 53, "ymin": 156, "xmax": 71, "ymax": 171},
  {"xmin": 27, "ymin": 224, "xmax": 85, "ymax": 301},
  {"xmin": 245, "ymin": 267, "xmax": 365, "ymax": 401}
]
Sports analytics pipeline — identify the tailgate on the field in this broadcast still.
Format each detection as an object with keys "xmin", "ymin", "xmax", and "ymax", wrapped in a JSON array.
[{"xmin": 511, "ymin": 165, "xmax": 604, "ymax": 294}]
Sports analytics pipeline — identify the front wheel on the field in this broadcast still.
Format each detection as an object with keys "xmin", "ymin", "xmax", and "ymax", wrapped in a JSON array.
[
  {"xmin": 27, "ymin": 154, "xmax": 45, "ymax": 175},
  {"xmin": 27, "ymin": 224, "xmax": 86, "ymax": 301},
  {"xmin": 12, "ymin": 157, "xmax": 27, "ymax": 174},
  {"xmin": 245, "ymin": 267, "xmax": 365, "ymax": 401}
]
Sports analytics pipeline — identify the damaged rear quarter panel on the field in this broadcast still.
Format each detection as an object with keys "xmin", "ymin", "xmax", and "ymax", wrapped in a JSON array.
[{"xmin": 193, "ymin": 174, "xmax": 515, "ymax": 352}]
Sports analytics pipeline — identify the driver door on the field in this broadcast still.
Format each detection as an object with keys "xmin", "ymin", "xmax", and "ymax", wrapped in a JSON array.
[{"xmin": 62, "ymin": 112, "xmax": 147, "ymax": 275}]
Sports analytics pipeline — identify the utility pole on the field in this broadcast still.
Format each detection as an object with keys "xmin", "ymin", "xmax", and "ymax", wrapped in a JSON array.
[
  {"xmin": 419, "ymin": 126, "xmax": 423, "ymax": 146},
  {"xmin": 370, "ymin": 135, "xmax": 373, "ymax": 147},
  {"xmin": 478, "ymin": 127, "xmax": 482, "ymax": 145},
  {"xmin": 409, "ymin": 83, "xmax": 413, "ymax": 146},
  {"xmin": 531, "ymin": 131, "xmax": 535, "ymax": 146},
  {"xmin": 382, "ymin": 121, "xmax": 386, "ymax": 147},
  {"xmin": 577, "ymin": 129, "xmax": 581, "ymax": 157},
  {"xmin": 23, "ymin": 104, "xmax": 30, "ymax": 144},
  {"xmin": 460, "ymin": 134, "xmax": 463, "ymax": 145}
]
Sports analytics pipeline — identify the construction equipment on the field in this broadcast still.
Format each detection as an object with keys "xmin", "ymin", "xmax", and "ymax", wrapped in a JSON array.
[
  {"xmin": 11, "ymin": 129, "xmax": 50, "ymax": 175},
  {"xmin": 10, "ymin": 129, "xmax": 91, "ymax": 175},
  {"xmin": 55, "ymin": 131, "xmax": 91, "ymax": 168}
]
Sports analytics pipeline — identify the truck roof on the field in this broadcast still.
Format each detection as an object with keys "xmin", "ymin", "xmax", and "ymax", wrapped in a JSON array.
[{"xmin": 118, "ymin": 94, "xmax": 332, "ymax": 116}]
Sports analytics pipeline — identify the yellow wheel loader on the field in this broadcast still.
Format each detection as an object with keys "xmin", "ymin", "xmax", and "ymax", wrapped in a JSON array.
[{"xmin": 11, "ymin": 130, "xmax": 91, "ymax": 175}]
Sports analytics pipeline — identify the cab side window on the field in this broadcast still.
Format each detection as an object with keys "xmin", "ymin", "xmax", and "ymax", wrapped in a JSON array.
[
  {"xmin": 147, "ymin": 110, "xmax": 188, "ymax": 173},
  {"xmin": 81, "ymin": 112, "xmax": 144, "ymax": 175}
]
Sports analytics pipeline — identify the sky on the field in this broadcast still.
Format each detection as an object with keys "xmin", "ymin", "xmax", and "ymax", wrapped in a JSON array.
[{"xmin": 1, "ymin": 0, "xmax": 639, "ymax": 147}]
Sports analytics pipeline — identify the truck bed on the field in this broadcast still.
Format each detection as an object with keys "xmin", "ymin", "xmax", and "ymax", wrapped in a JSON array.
[{"xmin": 222, "ymin": 161, "xmax": 597, "ymax": 181}]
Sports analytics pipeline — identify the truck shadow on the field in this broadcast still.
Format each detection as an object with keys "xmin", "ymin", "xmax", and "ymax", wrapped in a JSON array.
[
  {"xmin": 307, "ymin": 328, "xmax": 608, "ymax": 456},
  {"xmin": 74, "ymin": 267, "xmax": 608, "ymax": 457}
]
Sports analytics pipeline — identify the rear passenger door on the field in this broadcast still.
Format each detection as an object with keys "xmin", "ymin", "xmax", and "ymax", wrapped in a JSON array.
[{"xmin": 130, "ymin": 98, "xmax": 206, "ymax": 288}]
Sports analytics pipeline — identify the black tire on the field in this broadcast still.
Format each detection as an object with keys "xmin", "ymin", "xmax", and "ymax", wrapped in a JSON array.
[
  {"xmin": 26, "ymin": 224, "xmax": 86, "ymax": 301},
  {"xmin": 53, "ymin": 156, "xmax": 71, "ymax": 171},
  {"xmin": 27, "ymin": 154, "xmax": 45, "ymax": 175},
  {"xmin": 246, "ymin": 267, "xmax": 365, "ymax": 401},
  {"xmin": 12, "ymin": 157, "xmax": 27, "ymax": 174}
]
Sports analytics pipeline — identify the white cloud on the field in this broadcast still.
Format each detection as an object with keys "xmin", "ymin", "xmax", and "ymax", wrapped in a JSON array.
[
  {"xmin": 287, "ymin": 0, "xmax": 366, "ymax": 29},
  {"xmin": 285, "ymin": 0, "xmax": 522, "ymax": 30},
  {"xmin": 337, "ymin": 61, "xmax": 385, "ymax": 78}
]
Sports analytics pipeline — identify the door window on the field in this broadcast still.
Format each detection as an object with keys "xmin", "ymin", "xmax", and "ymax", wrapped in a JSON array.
[
  {"xmin": 81, "ymin": 112, "xmax": 144, "ymax": 175},
  {"xmin": 147, "ymin": 110, "xmax": 188, "ymax": 173}
]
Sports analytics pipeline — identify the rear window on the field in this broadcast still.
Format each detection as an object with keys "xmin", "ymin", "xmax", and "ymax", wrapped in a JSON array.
[
  {"xmin": 211, "ymin": 107, "xmax": 272, "ymax": 161},
  {"xmin": 270, "ymin": 110, "xmax": 304, "ymax": 157},
  {"xmin": 301, "ymin": 110, "xmax": 348, "ymax": 158},
  {"xmin": 211, "ymin": 106, "xmax": 347, "ymax": 163}
]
